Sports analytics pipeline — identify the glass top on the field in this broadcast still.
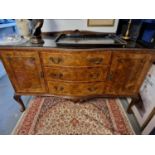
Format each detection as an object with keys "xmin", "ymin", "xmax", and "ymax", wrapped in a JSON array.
[{"xmin": 0, "ymin": 34, "xmax": 150, "ymax": 49}]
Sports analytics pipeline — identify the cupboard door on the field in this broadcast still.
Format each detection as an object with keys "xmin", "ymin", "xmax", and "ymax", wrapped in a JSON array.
[
  {"xmin": 1, "ymin": 51, "xmax": 46, "ymax": 93},
  {"xmin": 107, "ymin": 52, "xmax": 152, "ymax": 95}
]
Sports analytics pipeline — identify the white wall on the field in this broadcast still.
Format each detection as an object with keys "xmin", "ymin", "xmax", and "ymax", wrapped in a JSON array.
[{"xmin": 42, "ymin": 19, "xmax": 119, "ymax": 33}]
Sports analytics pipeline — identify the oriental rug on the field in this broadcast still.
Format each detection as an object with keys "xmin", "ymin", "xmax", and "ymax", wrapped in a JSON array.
[{"xmin": 12, "ymin": 97, "xmax": 134, "ymax": 135}]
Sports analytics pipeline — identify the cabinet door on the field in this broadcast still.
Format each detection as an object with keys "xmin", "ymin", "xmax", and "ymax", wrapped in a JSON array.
[
  {"xmin": 1, "ymin": 51, "xmax": 46, "ymax": 93},
  {"xmin": 106, "ymin": 52, "xmax": 152, "ymax": 95}
]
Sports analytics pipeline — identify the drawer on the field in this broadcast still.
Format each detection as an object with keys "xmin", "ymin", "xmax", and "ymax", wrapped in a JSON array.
[
  {"xmin": 47, "ymin": 81, "xmax": 105, "ymax": 96},
  {"xmin": 40, "ymin": 51, "xmax": 111, "ymax": 67},
  {"xmin": 44, "ymin": 66, "xmax": 108, "ymax": 82}
]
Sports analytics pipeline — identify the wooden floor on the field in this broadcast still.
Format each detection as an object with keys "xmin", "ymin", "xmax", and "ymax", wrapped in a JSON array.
[{"xmin": 0, "ymin": 75, "xmax": 141, "ymax": 135}]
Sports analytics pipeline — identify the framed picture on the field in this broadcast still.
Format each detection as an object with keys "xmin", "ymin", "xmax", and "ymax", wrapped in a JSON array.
[
  {"xmin": 87, "ymin": 19, "xmax": 115, "ymax": 27},
  {"xmin": 142, "ymin": 115, "xmax": 155, "ymax": 134},
  {"xmin": 128, "ymin": 64, "xmax": 155, "ymax": 129}
]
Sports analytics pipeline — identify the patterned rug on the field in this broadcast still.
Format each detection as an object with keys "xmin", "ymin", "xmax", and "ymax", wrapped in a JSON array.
[{"xmin": 12, "ymin": 97, "xmax": 134, "ymax": 135}]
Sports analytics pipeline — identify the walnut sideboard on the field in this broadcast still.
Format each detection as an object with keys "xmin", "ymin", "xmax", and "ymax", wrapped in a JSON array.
[{"xmin": 0, "ymin": 47, "xmax": 155, "ymax": 112}]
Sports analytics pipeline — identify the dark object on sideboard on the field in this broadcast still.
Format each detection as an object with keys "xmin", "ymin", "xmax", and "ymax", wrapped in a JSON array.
[
  {"xmin": 137, "ymin": 20, "xmax": 155, "ymax": 48},
  {"xmin": 29, "ymin": 19, "xmax": 44, "ymax": 44},
  {"xmin": 55, "ymin": 32, "xmax": 127, "ymax": 48},
  {"xmin": 117, "ymin": 19, "xmax": 142, "ymax": 41}
]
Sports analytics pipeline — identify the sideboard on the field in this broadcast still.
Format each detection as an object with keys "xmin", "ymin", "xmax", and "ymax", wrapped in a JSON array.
[{"xmin": 0, "ymin": 34, "xmax": 155, "ymax": 113}]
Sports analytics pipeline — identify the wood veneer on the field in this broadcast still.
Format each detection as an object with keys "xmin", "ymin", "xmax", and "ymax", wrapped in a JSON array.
[{"xmin": 0, "ymin": 48, "xmax": 155, "ymax": 112}]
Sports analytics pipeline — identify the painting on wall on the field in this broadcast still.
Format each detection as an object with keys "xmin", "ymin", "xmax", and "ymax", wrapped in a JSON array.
[{"xmin": 87, "ymin": 19, "xmax": 115, "ymax": 27}]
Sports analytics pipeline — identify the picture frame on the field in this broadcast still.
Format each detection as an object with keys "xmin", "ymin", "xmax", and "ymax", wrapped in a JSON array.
[
  {"xmin": 128, "ymin": 64, "xmax": 155, "ymax": 129},
  {"xmin": 87, "ymin": 19, "xmax": 115, "ymax": 27},
  {"xmin": 142, "ymin": 115, "xmax": 155, "ymax": 134}
]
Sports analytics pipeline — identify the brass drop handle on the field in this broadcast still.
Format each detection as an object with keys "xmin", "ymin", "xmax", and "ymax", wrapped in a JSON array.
[
  {"xmin": 88, "ymin": 58, "xmax": 103, "ymax": 64},
  {"xmin": 7, "ymin": 56, "xmax": 12, "ymax": 61},
  {"xmin": 118, "ymin": 59, "xmax": 123, "ymax": 63},
  {"xmin": 49, "ymin": 57, "xmax": 63, "ymax": 64},
  {"xmin": 88, "ymin": 87, "xmax": 97, "ymax": 92},
  {"xmin": 140, "ymin": 59, "xmax": 145, "ymax": 63},
  {"xmin": 89, "ymin": 73, "xmax": 99, "ymax": 79},
  {"xmin": 51, "ymin": 73, "xmax": 63, "ymax": 79},
  {"xmin": 29, "ymin": 57, "xmax": 35, "ymax": 63},
  {"xmin": 54, "ymin": 86, "xmax": 64, "ymax": 91}
]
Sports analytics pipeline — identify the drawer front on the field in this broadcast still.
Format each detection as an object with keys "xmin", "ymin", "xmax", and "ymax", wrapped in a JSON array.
[
  {"xmin": 48, "ymin": 81, "xmax": 105, "ymax": 96},
  {"xmin": 41, "ymin": 51, "xmax": 111, "ymax": 67},
  {"xmin": 44, "ymin": 66, "xmax": 108, "ymax": 82}
]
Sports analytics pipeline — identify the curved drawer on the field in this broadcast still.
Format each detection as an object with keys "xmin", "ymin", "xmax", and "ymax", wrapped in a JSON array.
[
  {"xmin": 47, "ymin": 81, "xmax": 105, "ymax": 96},
  {"xmin": 44, "ymin": 66, "xmax": 108, "ymax": 82},
  {"xmin": 41, "ymin": 50, "xmax": 111, "ymax": 67}
]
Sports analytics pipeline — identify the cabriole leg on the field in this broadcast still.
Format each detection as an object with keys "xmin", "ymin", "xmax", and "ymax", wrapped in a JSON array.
[{"xmin": 13, "ymin": 94, "xmax": 25, "ymax": 112}]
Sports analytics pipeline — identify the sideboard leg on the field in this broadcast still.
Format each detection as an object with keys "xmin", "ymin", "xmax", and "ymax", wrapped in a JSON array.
[
  {"xmin": 127, "ymin": 94, "xmax": 141, "ymax": 114},
  {"xmin": 13, "ymin": 94, "xmax": 26, "ymax": 112}
]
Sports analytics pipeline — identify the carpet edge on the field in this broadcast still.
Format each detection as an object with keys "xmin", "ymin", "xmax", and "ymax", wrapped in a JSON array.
[{"xmin": 116, "ymin": 99, "xmax": 135, "ymax": 135}]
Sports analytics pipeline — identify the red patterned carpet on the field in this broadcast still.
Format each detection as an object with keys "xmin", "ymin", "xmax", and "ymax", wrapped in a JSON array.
[{"xmin": 12, "ymin": 97, "xmax": 134, "ymax": 135}]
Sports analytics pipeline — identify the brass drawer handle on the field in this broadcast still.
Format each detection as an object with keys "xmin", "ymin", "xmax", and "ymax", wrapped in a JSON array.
[
  {"xmin": 89, "ymin": 73, "xmax": 99, "ymax": 79},
  {"xmin": 88, "ymin": 87, "xmax": 97, "ymax": 92},
  {"xmin": 88, "ymin": 58, "xmax": 103, "ymax": 65},
  {"xmin": 118, "ymin": 59, "xmax": 123, "ymax": 63},
  {"xmin": 140, "ymin": 59, "xmax": 145, "ymax": 63},
  {"xmin": 29, "ymin": 57, "xmax": 35, "ymax": 63},
  {"xmin": 49, "ymin": 57, "xmax": 63, "ymax": 64},
  {"xmin": 50, "ymin": 73, "xmax": 63, "ymax": 79},
  {"xmin": 54, "ymin": 86, "xmax": 64, "ymax": 91},
  {"xmin": 7, "ymin": 57, "xmax": 12, "ymax": 61}
]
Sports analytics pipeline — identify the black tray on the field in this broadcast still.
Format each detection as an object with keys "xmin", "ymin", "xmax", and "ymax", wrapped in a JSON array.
[{"xmin": 55, "ymin": 32, "xmax": 127, "ymax": 48}]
